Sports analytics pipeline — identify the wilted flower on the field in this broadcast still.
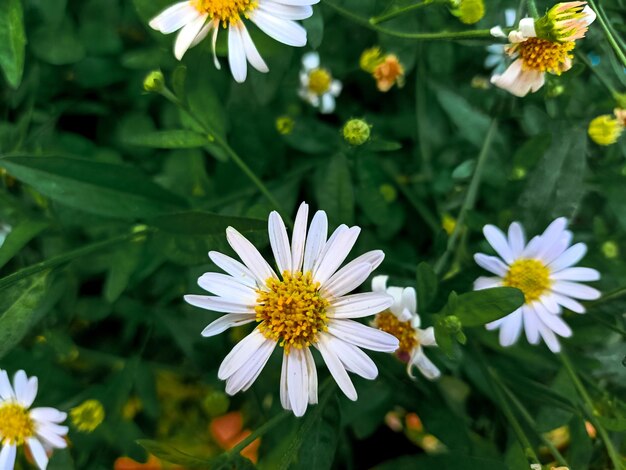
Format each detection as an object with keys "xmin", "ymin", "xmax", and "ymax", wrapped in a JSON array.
[
  {"xmin": 185, "ymin": 202, "xmax": 398, "ymax": 417},
  {"xmin": 535, "ymin": 2, "xmax": 596, "ymax": 42},
  {"xmin": 298, "ymin": 52, "xmax": 342, "ymax": 114},
  {"xmin": 372, "ymin": 276, "xmax": 441, "ymax": 380},
  {"xmin": 474, "ymin": 218, "xmax": 601, "ymax": 352},
  {"xmin": 588, "ymin": 112, "xmax": 624, "ymax": 146},
  {"xmin": 342, "ymin": 119, "xmax": 371, "ymax": 146},
  {"xmin": 149, "ymin": 0, "xmax": 318, "ymax": 83},
  {"xmin": 373, "ymin": 55, "xmax": 405, "ymax": 92},
  {"xmin": 0, "ymin": 370, "xmax": 68, "ymax": 470},
  {"xmin": 70, "ymin": 400, "xmax": 105, "ymax": 433},
  {"xmin": 449, "ymin": 0, "xmax": 485, "ymax": 25}
]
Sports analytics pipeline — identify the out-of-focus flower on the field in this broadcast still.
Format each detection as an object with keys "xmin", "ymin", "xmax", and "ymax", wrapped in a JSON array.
[
  {"xmin": 0, "ymin": 369, "xmax": 68, "ymax": 470},
  {"xmin": 275, "ymin": 116, "xmax": 295, "ymax": 135},
  {"xmin": 185, "ymin": 202, "xmax": 398, "ymax": 416},
  {"xmin": 474, "ymin": 218, "xmax": 601, "ymax": 352},
  {"xmin": 449, "ymin": 0, "xmax": 485, "ymax": 25},
  {"xmin": 209, "ymin": 411, "xmax": 260, "ymax": 464},
  {"xmin": 342, "ymin": 119, "xmax": 371, "ymax": 146},
  {"xmin": 442, "ymin": 214, "xmax": 456, "ymax": 236},
  {"xmin": 70, "ymin": 400, "xmax": 105, "ymax": 433},
  {"xmin": 360, "ymin": 47, "xmax": 383, "ymax": 73},
  {"xmin": 143, "ymin": 70, "xmax": 165, "ymax": 93},
  {"xmin": 601, "ymin": 241, "xmax": 619, "ymax": 259},
  {"xmin": 114, "ymin": 454, "xmax": 163, "ymax": 470},
  {"xmin": 149, "ymin": 0, "xmax": 318, "ymax": 83},
  {"xmin": 588, "ymin": 113, "xmax": 624, "ymax": 146},
  {"xmin": 372, "ymin": 276, "xmax": 441, "ymax": 380},
  {"xmin": 298, "ymin": 53, "xmax": 342, "ymax": 114},
  {"xmin": 373, "ymin": 55, "xmax": 405, "ymax": 92},
  {"xmin": 535, "ymin": 2, "xmax": 596, "ymax": 42}
]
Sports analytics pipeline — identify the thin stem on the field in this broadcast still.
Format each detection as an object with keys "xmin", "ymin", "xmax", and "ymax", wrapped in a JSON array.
[
  {"xmin": 370, "ymin": 0, "xmax": 442, "ymax": 25},
  {"xmin": 587, "ymin": 0, "xmax": 626, "ymax": 68},
  {"xmin": 415, "ymin": 48, "xmax": 433, "ymax": 180},
  {"xmin": 0, "ymin": 229, "xmax": 153, "ymax": 290},
  {"xmin": 559, "ymin": 351, "xmax": 624, "ymax": 469},
  {"xmin": 324, "ymin": 0, "xmax": 497, "ymax": 40},
  {"xmin": 228, "ymin": 410, "xmax": 290, "ymax": 456},
  {"xmin": 589, "ymin": 284, "xmax": 626, "ymax": 306},
  {"xmin": 434, "ymin": 119, "xmax": 498, "ymax": 276},
  {"xmin": 527, "ymin": 0, "xmax": 539, "ymax": 18},
  {"xmin": 159, "ymin": 88, "xmax": 289, "ymax": 222}
]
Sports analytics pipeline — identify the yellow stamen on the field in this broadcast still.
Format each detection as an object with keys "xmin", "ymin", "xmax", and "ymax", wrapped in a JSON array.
[
  {"xmin": 191, "ymin": 0, "xmax": 258, "ymax": 26},
  {"xmin": 0, "ymin": 403, "xmax": 35, "ymax": 445},
  {"xmin": 375, "ymin": 312, "xmax": 417, "ymax": 356},
  {"xmin": 514, "ymin": 38, "xmax": 575, "ymax": 75},
  {"xmin": 308, "ymin": 69, "xmax": 332, "ymax": 95},
  {"xmin": 503, "ymin": 259, "xmax": 551, "ymax": 303},
  {"xmin": 255, "ymin": 271, "xmax": 329, "ymax": 353}
]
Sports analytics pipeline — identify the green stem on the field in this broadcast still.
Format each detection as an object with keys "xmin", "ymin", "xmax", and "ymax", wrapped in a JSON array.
[
  {"xmin": 434, "ymin": 119, "xmax": 498, "ymax": 276},
  {"xmin": 560, "ymin": 352, "xmax": 624, "ymax": 469},
  {"xmin": 324, "ymin": 0, "xmax": 497, "ymax": 40},
  {"xmin": 527, "ymin": 0, "xmax": 539, "ymax": 18},
  {"xmin": 228, "ymin": 410, "xmax": 290, "ymax": 456},
  {"xmin": 159, "ymin": 88, "xmax": 289, "ymax": 222},
  {"xmin": 588, "ymin": 284, "xmax": 626, "ymax": 306},
  {"xmin": 587, "ymin": 0, "xmax": 626, "ymax": 68},
  {"xmin": 491, "ymin": 368, "xmax": 570, "ymax": 467},
  {"xmin": 576, "ymin": 51, "xmax": 617, "ymax": 96},
  {"xmin": 0, "ymin": 229, "xmax": 152, "ymax": 290},
  {"xmin": 415, "ymin": 48, "xmax": 433, "ymax": 180},
  {"xmin": 370, "ymin": 0, "xmax": 443, "ymax": 25}
]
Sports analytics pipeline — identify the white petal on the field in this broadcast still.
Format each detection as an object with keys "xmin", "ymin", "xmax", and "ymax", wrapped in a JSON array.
[
  {"xmin": 260, "ymin": 2, "xmax": 313, "ymax": 20},
  {"xmin": 537, "ymin": 312, "xmax": 572, "ymax": 338},
  {"xmin": 538, "ymin": 294, "xmax": 561, "ymax": 314},
  {"xmin": 316, "ymin": 336, "xmax": 357, "ymax": 400},
  {"xmin": 35, "ymin": 426, "xmax": 67, "ymax": 449},
  {"xmin": 225, "ymin": 337, "xmax": 275, "ymax": 395},
  {"xmin": 474, "ymin": 276, "xmax": 502, "ymax": 290},
  {"xmin": 228, "ymin": 24, "xmax": 248, "ymax": 83},
  {"xmin": 522, "ymin": 305, "xmax": 541, "ymax": 344},
  {"xmin": 415, "ymin": 326, "xmax": 437, "ymax": 347},
  {"xmin": 149, "ymin": 2, "xmax": 199, "ymax": 33},
  {"xmin": 198, "ymin": 273, "xmax": 258, "ymax": 302},
  {"xmin": 190, "ymin": 22, "xmax": 213, "ymax": 47},
  {"xmin": 329, "ymin": 292, "xmax": 393, "ymax": 319},
  {"xmin": 535, "ymin": 318, "xmax": 561, "ymax": 352},
  {"xmin": 541, "ymin": 231, "xmax": 573, "ymax": 265},
  {"xmin": 218, "ymin": 329, "xmax": 268, "ymax": 380},
  {"xmin": 550, "ymin": 292, "xmax": 586, "ymax": 313},
  {"xmin": 291, "ymin": 202, "xmax": 309, "ymax": 272},
  {"xmin": 327, "ymin": 319, "xmax": 399, "ymax": 352},
  {"xmin": 474, "ymin": 253, "xmax": 509, "ymax": 276},
  {"xmin": 27, "ymin": 438, "xmax": 49, "ymax": 470},
  {"xmin": 280, "ymin": 353, "xmax": 290, "ymax": 410},
  {"xmin": 507, "ymin": 222, "xmax": 526, "ymax": 257},
  {"xmin": 301, "ymin": 51, "xmax": 320, "ymax": 70},
  {"xmin": 302, "ymin": 210, "xmax": 328, "ymax": 272},
  {"xmin": 402, "ymin": 287, "xmax": 417, "ymax": 316},
  {"xmin": 371, "ymin": 275, "xmax": 388, "ymax": 293},
  {"xmin": 184, "ymin": 295, "xmax": 255, "ymax": 313},
  {"xmin": 0, "ymin": 370, "xmax": 15, "ymax": 400},
  {"xmin": 313, "ymin": 227, "xmax": 361, "ymax": 285},
  {"xmin": 328, "ymin": 337, "xmax": 378, "ymax": 379},
  {"xmin": 209, "ymin": 251, "xmax": 257, "ymax": 288},
  {"xmin": 268, "ymin": 211, "xmax": 292, "ymax": 274},
  {"xmin": 334, "ymin": 250, "xmax": 385, "ymax": 282},
  {"xmin": 411, "ymin": 348, "xmax": 441, "ymax": 380},
  {"xmin": 549, "ymin": 243, "xmax": 588, "ymax": 272},
  {"xmin": 535, "ymin": 217, "xmax": 569, "ymax": 259},
  {"xmin": 319, "ymin": 93, "xmax": 336, "ymax": 114},
  {"xmin": 273, "ymin": 0, "xmax": 320, "ymax": 5},
  {"xmin": 551, "ymin": 281, "xmax": 601, "ymax": 300},
  {"xmin": 498, "ymin": 309, "xmax": 523, "ymax": 347},
  {"xmin": 13, "ymin": 370, "xmax": 28, "ymax": 405},
  {"xmin": 30, "ymin": 408, "xmax": 66, "ymax": 424},
  {"xmin": 21, "ymin": 376, "xmax": 38, "ymax": 408},
  {"xmin": 174, "ymin": 14, "xmax": 208, "ymax": 60},
  {"xmin": 321, "ymin": 262, "xmax": 371, "ymax": 299},
  {"xmin": 239, "ymin": 23, "xmax": 269, "ymax": 73},
  {"xmin": 551, "ymin": 267, "xmax": 600, "ymax": 282},
  {"xmin": 250, "ymin": 10, "xmax": 307, "ymax": 47},
  {"xmin": 226, "ymin": 227, "xmax": 278, "ymax": 286},
  {"xmin": 0, "ymin": 444, "xmax": 16, "ymax": 470},
  {"xmin": 201, "ymin": 313, "xmax": 257, "ymax": 337},
  {"xmin": 303, "ymin": 347, "xmax": 318, "ymax": 405},
  {"xmin": 491, "ymin": 59, "xmax": 545, "ymax": 97},
  {"xmin": 483, "ymin": 225, "xmax": 514, "ymax": 263},
  {"xmin": 287, "ymin": 348, "xmax": 309, "ymax": 417},
  {"xmin": 329, "ymin": 80, "xmax": 342, "ymax": 96}
]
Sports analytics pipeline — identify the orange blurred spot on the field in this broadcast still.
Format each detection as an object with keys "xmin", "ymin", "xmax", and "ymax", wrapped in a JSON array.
[
  {"xmin": 210, "ymin": 411, "xmax": 243, "ymax": 449},
  {"xmin": 585, "ymin": 421, "xmax": 597, "ymax": 439},
  {"xmin": 114, "ymin": 454, "xmax": 162, "ymax": 470},
  {"xmin": 229, "ymin": 429, "xmax": 261, "ymax": 464},
  {"xmin": 405, "ymin": 412, "xmax": 423, "ymax": 432}
]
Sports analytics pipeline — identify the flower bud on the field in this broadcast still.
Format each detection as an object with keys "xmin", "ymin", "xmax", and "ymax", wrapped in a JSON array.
[
  {"xmin": 70, "ymin": 400, "xmax": 105, "ymax": 432},
  {"xmin": 535, "ymin": 2, "xmax": 596, "ymax": 42},
  {"xmin": 143, "ymin": 70, "xmax": 165, "ymax": 93},
  {"xmin": 343, "ymin": 119, "xmax": 371, "ymax": 146},
  {"xmin": 275, "ymin": 116, "xmax": 295, "ymax": 135},
  {"xmin": 449, "ymin": 0, "xmax": 485, "ymax": 25},
  {"xmin": 588, "ymin": 114, "xmax": 624, "ymax": 146},
  {"xmin": 360, "ymin": 47, "xmax": 383, "ymax": 73}
]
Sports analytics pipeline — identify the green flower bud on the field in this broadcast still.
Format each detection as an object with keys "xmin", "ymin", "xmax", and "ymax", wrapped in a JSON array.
[
  {"xmin": 202, "ymin": 391, "xmax": 230, "ymax": 418},
  {"xmin": 343, "ymin": 119, "xmax": 371, "ymax": 146},
  {"xmin": 143, "ymin": 70, "xmax": 165, "ymax": 93}
]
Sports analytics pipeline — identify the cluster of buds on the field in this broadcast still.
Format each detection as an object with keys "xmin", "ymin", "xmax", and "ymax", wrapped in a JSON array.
[{"xmin": 360, "ymin": 47, "xmax": 405, "ymax": 92}]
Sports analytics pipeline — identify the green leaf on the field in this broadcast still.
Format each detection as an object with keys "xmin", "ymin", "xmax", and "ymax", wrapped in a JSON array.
[
  {"xmin": 436, "ymin": 87, "xmax": 490, "ymax": 147},
  {"xmin": 316, "ymin": 153, "xmax": 354, "ymax": 226},
  {"xmin": 149, "ymin": 211, "xmax": 266, "ymax": 235},
  {"xmin": 104, "ymin": 242, "xmax": 143, "ymax": 303},
  {"xmin": 302, "ymin": 9, "xmax": 324, "ymax": 49},
  {"xmin": 123, "ymin": 130, "xmax": 209, "ymax": 149},
  {"xmin": 416, "ymin": 262, "xmax": 438, "ymax": 311},
  {"xmin": 136, "ymin": 440, "xmax": 212, "ymax": 468},
  {"xmin": 445, "ymin": 287, "xmax": 525, "ymax": 327},
  {"xmin": 292, "ymin": 395, "xmax": 340, "ymax": 470},
  {"xmin": 30, "ymin": 20, "xmax": 86, "ymax": 65},
  {"xmin": 0, "ymin": 271, "xmax": 51, "ymax": 359},
  {"xmin": 0, "ymin": 219, "xmax": 49, "ymax": 270},
  {"xmin": 0, "ymin": 156, "xmax": 187, "ymax": 219},
  {"xmin": 376, "ymin": 452, "xmax": 507, "ymax": 470},
  {"xmin": 0, "ymin": 0, "xmax": 26, "ymax": 89}
]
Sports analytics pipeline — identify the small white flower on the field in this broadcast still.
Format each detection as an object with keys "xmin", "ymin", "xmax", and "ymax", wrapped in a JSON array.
[
  {"xmin": 149, "ymin": 0, "xmax": 319, "ymax": 83},
  {"xmin": 0, "ymin": 370, "xmax": 68, "ymax": 470},
  {"xmin": 298, "ymin": 52, "xmax": 342, "ymax": 114},
  {"xmin": 473, "ymin": 218, "xmax": 601, "ymax": 353},
  {"xmin": 185, "ymin": 202, "xmax": 399, "ymax": 417},
  {"xmin": 371, "ymin": 276, "xmax": 441, "ymax": 380}
]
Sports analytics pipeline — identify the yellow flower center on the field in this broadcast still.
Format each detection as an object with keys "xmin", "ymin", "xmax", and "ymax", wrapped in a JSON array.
[
  {"xmin": 515, "ymin": 38, "xmax": 575, "ymax": 74},
  {"xmin": 191, "ymin": 0, "xmax": 258, "ymax": 26},
  {"xmin": 308, "ymin": 69, "xmax": 332, "ymax": 95},
  {"xmin": 0, "ymin": 403, "xmax": 35, "ymax": 445},
  {"xmin": 255, "ymin": 271, "xmax": 329, "ymax": 353},
  {"xmin": 503, "ymin": 259, "xmax": 551, "ymax": 303},
  {"xmin": 375, "ymin": 312, "xmax": 417, "ymax": 356},
  {"xmin": 70, "ymin": 399, "xmax": 105, "ymax": 433}
]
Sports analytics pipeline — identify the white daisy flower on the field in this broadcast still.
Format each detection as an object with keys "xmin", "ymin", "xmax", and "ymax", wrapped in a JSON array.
[
  {"xmin": 371, "ymin": 276, "xmax": 441, "ymax": 380},
  {"xmin": 0, "ymin": 369, "xmax": 68, "ymax": 470},
  {"xmin": 185, "ymin": 202, "xmax": 399, "ymax": 417},
  {"xmin": 298, "ymin": 52, "xmax": 342, "ymax": 114},
  {"xmin": 473, "ymin": 218, "xmax": 601, "ymax": 353},
  {"xmin": 149, "ymin": 0, "xmax": 319, "ymax": 83}
]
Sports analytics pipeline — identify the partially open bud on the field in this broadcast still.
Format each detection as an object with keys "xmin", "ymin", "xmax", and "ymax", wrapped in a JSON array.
[
  {"xmin": 535, "ymin": 2, "xmax": 596, "ymax": 42},
  {"xmin": 143, "ymin": 70, "xmax": 165, "ymax": 93},
  {"xmin": 343, "ymin": 119, "xmax": 371, "ymax": 146},
  {"xmin": 275, "ymin": 115, "xmax": 295, "ymax": 135},
  {"xmin": 449, "ymin": 0, "xmax": 485, "ymax": 25},
  {"xmin": 588, "ymin": 114, "xmax": 624, "ymax": 146}
]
